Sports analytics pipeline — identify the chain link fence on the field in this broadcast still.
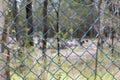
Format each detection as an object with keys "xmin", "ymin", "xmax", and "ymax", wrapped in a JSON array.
[{"xmin": 0, "ymin": 0, "xmax": 120, "ymax": 80}]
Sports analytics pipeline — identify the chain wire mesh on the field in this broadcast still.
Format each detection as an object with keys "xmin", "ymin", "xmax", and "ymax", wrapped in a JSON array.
[{"xmin": 0, "ymin": 0, "xmax": 120, "ymax": 80}]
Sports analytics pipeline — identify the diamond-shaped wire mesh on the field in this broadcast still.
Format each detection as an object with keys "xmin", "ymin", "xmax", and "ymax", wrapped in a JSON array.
[{"xmin": 0, "ymin": 0, "xmax": 120, "ymax": 80}]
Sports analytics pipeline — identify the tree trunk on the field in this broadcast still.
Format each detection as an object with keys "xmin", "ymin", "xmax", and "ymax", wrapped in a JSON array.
[
  {"xmin": 108, "ymin": 1, "xmax": 120, "ymax": 54},
  {"xmin": 12, "ymin": 0, "xmax": 20, "ymax": 43},
  {"xmin": 41, "ymin": 0, "xmax": 48, "ymax": 80},
  {"xmin": 26, "ymin": 0, "xmax": 33, "ymax": 46},
  {"xmin": 0, "ymin": 0, "xmax": 10, "ymax": 80},
  {"xmin": 94, "ymin": 0, "xmax": 102, "ymax": 80}
]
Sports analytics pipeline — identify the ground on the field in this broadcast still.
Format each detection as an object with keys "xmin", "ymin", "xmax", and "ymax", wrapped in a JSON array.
[{"xmin": 5, "ymin": 39, "xmax": 120, "ymax": 80}]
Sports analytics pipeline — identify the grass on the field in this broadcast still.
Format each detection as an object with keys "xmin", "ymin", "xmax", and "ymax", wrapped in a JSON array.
[{"xmin": 9, "ymin": 41, "xmax": 120, "ymax": 80}]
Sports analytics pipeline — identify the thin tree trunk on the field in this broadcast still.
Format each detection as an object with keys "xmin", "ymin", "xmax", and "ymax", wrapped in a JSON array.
[
  {"xmin": 49, "ymin": 0, "xmax": 61, "ymax": 56},
  {"xmin": 26, "ymin": 0, "xmax": 33, "ymax": 46},
  {"xmin": 94, "ymin": 0, "xmax": 102, "ymax": 80},
  {"xmin": 56, "ymin": 1, "xmax": 61, "ymax": 80},
  {"xmin": 109, "ymin": 21, "xmax": 115, "ymax": 55},
  {"xmin": 0, "ymin": 0, "xmax": 10, "ymax": 80},
  {"xmin": 41, "ymin": 0, "xmax": 48, "ymax": 80},
  {"xmin": 12, "ymin": 0, "xmax": 20, "ymax": 43},
  {"xmin": 108, "ymin": 1, "xmax": 119, "ymax": 54},
  {"xmin": 56, "ymin": 6, "xmax": 60, "ymax": 57}
]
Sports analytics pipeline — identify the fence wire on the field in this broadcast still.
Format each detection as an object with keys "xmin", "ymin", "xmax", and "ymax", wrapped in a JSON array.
[{"xmin": 0, "ymin": 0, "xmax": 120, "ymax": 80}]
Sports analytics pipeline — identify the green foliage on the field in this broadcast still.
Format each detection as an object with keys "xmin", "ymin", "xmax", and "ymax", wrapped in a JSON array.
[
  {"xmin": 62, "ymin": 32, "xmax": 69, "ymax": 39},
  {"xmin": 74, "ymin": 0, "xmax": 94, "ymax": 3},
  {"xmin": 11, "ymin": 29, "xmax": 16, "ymax": 34},
  {"xmin": 74, "ymin": 0, "xmax": 84, "ymax": 3},
  {"xmin": 18, "ymin": 50, "xmax": 24, "ymax": 59}
]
